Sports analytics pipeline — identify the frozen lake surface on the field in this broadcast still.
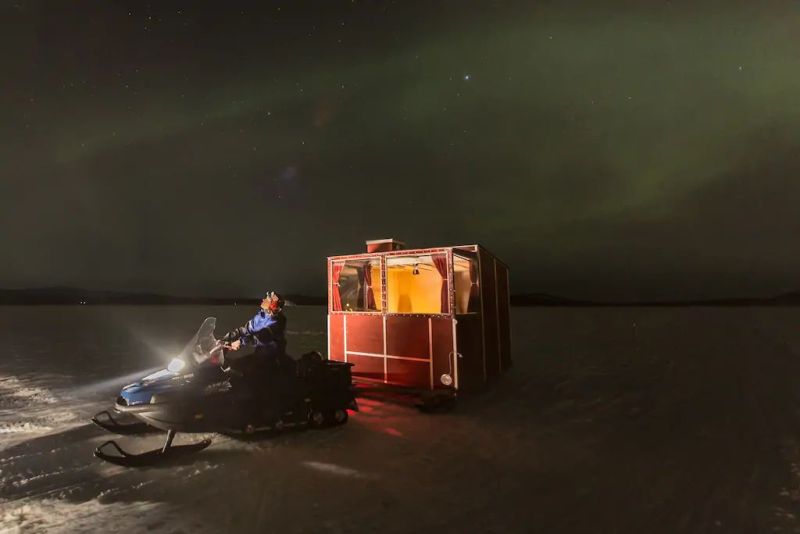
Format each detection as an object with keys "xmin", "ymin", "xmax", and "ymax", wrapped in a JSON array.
[{"xmin": 2, "ymin": 305, "xmax": 800, "ymax": 533}]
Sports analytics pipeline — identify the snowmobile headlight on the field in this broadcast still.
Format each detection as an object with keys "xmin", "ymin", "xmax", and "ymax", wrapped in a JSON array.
[{"xmin": 167, "ymin": 357, "xmax": 186, "ymax": 373}]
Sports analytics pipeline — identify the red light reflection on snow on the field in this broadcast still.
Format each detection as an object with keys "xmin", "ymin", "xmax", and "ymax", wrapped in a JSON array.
[{"xmin": 347, "ymin": 386, "xmax": 424, "ymax": 440}]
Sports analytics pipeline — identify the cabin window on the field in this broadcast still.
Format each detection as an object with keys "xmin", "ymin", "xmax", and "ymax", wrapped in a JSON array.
[
  {"xmin": 331, "ymin": 259, "xmax": 382, "ymax": 312},
  {"xmin": 454, "ymin": 255, "xmax": 480, "ymax": 314},
  {"xmin": 386, "ymin": 254, "xmax": 450, "ymax": 314}
]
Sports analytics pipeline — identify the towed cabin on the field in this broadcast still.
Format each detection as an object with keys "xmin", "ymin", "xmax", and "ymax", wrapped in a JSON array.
[{"xmin": 327, "ymin": 239, "xmax": 510, "ymax": 396}]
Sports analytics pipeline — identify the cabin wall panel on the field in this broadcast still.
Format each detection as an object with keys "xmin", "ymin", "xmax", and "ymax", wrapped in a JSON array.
[
  {"xmin": 386, "ymin": 359, "xmax": 430, "ymax": 389},
  {"xmin": 347, "ymin": 354, "xmax": 384, "ymax": 381},
  {"xmin": 480, "ymin": 248, "xmax": 500, "ymax": 377},
  {"xmin": 329, "ymin": 314, "xmax": 344, "ymax": 362},
  {"xmin": 345, "ymin": 315, "xmax": 384, "ymax": 355},
  {"xmin": 386, "ymin": 316, "xmax": 429, "ymax": 359}
]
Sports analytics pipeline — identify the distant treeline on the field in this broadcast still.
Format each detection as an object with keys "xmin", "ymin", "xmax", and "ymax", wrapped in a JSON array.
[
  {"xmin": 510, "ymin": 292, "xmax": 800, "ymax": 307},
  {"xmin": 2, "ymin": 287, "xmax": 799, "ymax": 307},
  {"xmin": 0, "ymin": 287, "xmax": 326, "ymax": 306}
]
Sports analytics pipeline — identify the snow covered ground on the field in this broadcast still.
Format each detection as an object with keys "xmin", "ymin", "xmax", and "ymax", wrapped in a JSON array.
[{"xmin": 2, "ymin": 305, "xmax": 800, "ymax": 533}]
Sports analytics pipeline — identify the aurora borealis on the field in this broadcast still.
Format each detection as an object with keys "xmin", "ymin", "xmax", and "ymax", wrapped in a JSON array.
[{"xmin": 3, "ymin": 1, "xmax": 800, "ymax": 300}]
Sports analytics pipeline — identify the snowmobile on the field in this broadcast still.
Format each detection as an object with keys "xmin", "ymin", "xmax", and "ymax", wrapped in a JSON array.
[{"xmin": 92, "ymin": 317, "xmax": 357, "ymax": 467}]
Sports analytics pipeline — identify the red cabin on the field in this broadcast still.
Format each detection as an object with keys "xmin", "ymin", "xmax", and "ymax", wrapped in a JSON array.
[{"xmin": 327, "ymin": 239, "xmax": 511, "ymax": 396}]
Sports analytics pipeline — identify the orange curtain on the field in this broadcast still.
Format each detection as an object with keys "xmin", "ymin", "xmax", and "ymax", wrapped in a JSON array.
[
  {"xmin": 363, "ymin": 263, "xmax": 376, "ymax": 310},
  {"xmin": 432, "ymin": 254, "xmax": 449, "ymax": 314},
  {"xmin": 331, "ymin": 264, "xmax": 343, "ymax": 311}
]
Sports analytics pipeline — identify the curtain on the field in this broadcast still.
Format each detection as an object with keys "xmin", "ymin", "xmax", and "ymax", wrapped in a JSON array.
[
  {"xmin": 357, "ymin": 267, "xmax": 365, "ymax": 309},
  {"xmin": 331, "ymin": 264, "xmax": 343, "ymax": 311},
  {"xmin": 364, "ymin": 262, "xmax": 376, "ymax": 310},
  {"xmin": 432, "ymin": 254, "xmax": 449, "ymax": 314}
]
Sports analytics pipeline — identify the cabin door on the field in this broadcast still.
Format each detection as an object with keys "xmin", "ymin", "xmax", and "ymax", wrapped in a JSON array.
[{"xmin": 453, "ymin": 251, "xmax": 486, "ymax": 391}]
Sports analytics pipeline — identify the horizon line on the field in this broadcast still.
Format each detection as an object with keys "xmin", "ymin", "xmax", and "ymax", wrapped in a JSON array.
[{"xmin": 1, "ymin": 286, "xmax": 798, "ymax": 306}]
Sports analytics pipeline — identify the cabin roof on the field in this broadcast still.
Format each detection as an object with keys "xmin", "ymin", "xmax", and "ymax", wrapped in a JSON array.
[{"xmin": 328, "ymin": 243, "xmax": 507, "ymax": 268}]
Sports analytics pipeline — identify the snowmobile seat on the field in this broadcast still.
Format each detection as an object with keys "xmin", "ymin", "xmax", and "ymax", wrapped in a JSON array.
[{"xmin": 297, "ymin": 351, "xmax": 324, "ymax": 378}]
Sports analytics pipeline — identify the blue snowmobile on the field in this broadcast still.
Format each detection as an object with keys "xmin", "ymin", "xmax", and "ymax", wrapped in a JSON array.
[{"xmin": 92, "ymin": 317, "xmax": 357, "ymax": 467}]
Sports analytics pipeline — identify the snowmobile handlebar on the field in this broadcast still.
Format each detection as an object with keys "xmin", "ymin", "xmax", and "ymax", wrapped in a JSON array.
[
  {"xmin": 192, "ymin": 341, "xmax": 230, "ymax": 368},
  {"xmin": 212, "ymin": 341, "xmax": 245, "ymax": 377}
]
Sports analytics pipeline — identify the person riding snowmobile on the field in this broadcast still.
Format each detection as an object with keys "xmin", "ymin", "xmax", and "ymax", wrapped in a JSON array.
[
  {"xmin": 224, "ymin": 291, "xmax": 287, "ymax": 361},
  {"xmin": 222, "ymin": 291, "xmax": 294, "ymax": 425}
]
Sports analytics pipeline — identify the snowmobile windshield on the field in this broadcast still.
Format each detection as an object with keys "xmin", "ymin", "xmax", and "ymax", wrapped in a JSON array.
[{"xmin": 178, "ymin": 317, "xmax": 221, "ymax": 367}]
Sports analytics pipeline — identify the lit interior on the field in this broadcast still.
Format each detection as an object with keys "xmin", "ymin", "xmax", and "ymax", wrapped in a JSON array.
[
  {"xmin": 370, "ymin": 264, "xmax": 382, "ymax": 308},
  {"xmin": 386, "ymin": 256, "xmax": 446, "ymax": 314},
  {"xmin": 337, "ymin": 260, "xmax": 382, "ymax": 311}
]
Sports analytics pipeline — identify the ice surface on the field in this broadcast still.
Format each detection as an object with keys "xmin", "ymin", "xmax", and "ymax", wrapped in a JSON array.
[
  {"xmin": 1, "ymin": 497, "xmax": 210, "ymax": 533},
  {"xmin": 0, "ymin": 376, "xmax": 58, "ymax": 405},
  {"xmin": 1, "ymin": 305, "xmax": 800, "ymax": 533},
  {"xmin": 0, "ymin": 375, "xmax": 81, "ymax": 450}
]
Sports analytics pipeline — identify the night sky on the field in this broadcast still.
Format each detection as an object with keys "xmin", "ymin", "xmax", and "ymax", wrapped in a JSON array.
[{"xmin": 3, "ymin": 1, "xmax": 800, "ymax": 301}]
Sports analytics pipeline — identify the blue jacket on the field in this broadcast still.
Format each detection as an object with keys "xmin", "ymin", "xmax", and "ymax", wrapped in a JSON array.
[{"xmin": 229, "ymin": 310, "xmax": 287, "ymax": 358}]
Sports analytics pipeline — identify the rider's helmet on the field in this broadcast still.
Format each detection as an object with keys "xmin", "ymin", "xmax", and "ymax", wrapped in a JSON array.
[{"xmin": 262, "ymin": 291, "xmax": 285, "ymax": 314}]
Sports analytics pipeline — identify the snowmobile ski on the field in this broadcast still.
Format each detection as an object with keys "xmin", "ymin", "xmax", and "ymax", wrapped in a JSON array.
[{"xmin": 93, "ymin": 430, "xmax": 212, "ymax": 467}]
